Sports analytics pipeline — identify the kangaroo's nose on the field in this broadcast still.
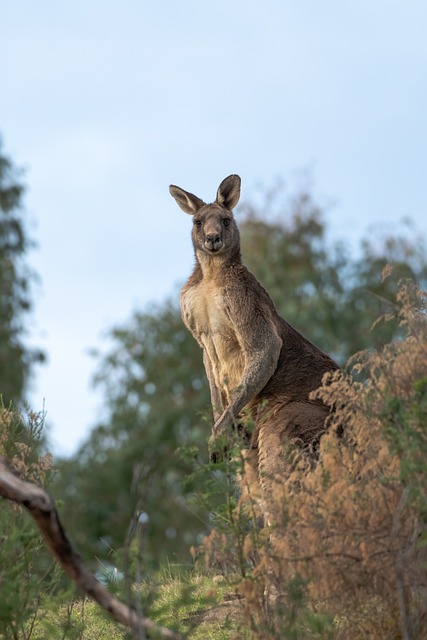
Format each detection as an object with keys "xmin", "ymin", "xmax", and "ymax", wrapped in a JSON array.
[
  {"xmin": 206, "ymin": 233, "xmax": 220, "ymax": 244},
  {"xmin": 205, "ymin": 233, "xmax": 222, "ymax": 251}
]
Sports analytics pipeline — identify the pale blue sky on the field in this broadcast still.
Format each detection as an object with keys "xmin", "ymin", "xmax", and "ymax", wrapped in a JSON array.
[{"xmin": 1, "ymin": 1, "xmax": 425, "ymax": 454}]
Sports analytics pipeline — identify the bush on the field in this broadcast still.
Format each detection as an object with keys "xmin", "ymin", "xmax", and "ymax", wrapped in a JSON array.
[
  {"xmin": 197, "ymin": 278, "xmax": 427, "ymax": 639},
  {"xmin": 0, "ymin": 406, "xmax": 57, "ymax": 638}
]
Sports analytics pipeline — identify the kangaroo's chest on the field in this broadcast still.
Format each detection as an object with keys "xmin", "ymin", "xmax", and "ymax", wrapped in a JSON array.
[
  {"xmin": 181, "ymin": 282, "xmax": 227, "ymax": 334},
  {"xmin": 180, "ymin": 282, "xmax": 244, "ymax": 390}
]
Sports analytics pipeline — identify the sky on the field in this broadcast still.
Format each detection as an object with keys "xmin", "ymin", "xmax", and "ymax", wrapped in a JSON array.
[{"xmin": 1, "ymin": 1, "xmax": 425, "ymax": 456}]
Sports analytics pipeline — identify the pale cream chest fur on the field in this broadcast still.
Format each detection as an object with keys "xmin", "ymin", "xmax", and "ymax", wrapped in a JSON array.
[{"xmin": 180, "ymin": 281, "xmax": 245, "ymax": 396}]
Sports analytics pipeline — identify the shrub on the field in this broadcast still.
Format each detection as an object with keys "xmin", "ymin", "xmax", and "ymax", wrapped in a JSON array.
[
  {"xmin": 198, "ymin": 278, "xmax": 427, "ymax": 639},
  {"xmin": 0, "ymin": 406, "xmax": 58, "ymax": 638}
]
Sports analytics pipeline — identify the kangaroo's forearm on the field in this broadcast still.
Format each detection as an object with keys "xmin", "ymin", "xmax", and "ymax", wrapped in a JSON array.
[{"xmin": 212, "ymin": 340, "xmax": 281, "ymax": 436}]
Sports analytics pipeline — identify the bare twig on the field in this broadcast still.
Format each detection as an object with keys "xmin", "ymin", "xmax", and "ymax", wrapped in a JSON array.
[
  {"xmin": 123, "ymin": 462, "xmax": 151, "ymax": 640},
  {"xmin": 0, "ymin": 456, "xmax": 181, "ymax": 640},
  {"xmin": 391, "ymin": 487, "xmax": 411, "ymax": 640}
]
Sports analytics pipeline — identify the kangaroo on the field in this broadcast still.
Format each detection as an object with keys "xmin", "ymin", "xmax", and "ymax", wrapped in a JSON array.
[{"xmin": 169, "ymin": 174, "xmax": 339, "ymax": 485}]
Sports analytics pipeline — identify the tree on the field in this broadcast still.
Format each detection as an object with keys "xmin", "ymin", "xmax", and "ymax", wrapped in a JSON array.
[
  {"xmin": 54, "ymin": 301, "xmax": 209, "ymax": 569},
  {"xmin": 54, "ymin": 181, "xmax": 427, "ymax": 574},
  {"xmin": 240, "ymin": 186, "xmax": 427, "ymax": 361},
  {"xmin": 0, "ymin": 137, "xmax": 44, "ymax": 404},
  {"xmin": 0, "ymin": 137, "xmax": 55, "ymax": 638}
]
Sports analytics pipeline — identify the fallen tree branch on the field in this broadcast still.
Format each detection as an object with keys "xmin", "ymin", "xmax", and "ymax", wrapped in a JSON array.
[{"xmin": 0, "ymin": 456, "xmax": 181, "ymax": 640}]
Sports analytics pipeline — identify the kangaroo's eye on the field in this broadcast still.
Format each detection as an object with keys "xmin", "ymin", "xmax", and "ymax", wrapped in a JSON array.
[
  {"xmin": 223, "ymin": 218, "xmax": 231, "ymax": 227},
  {"xmin": 194, "ymin": 219, "xmax": 202, "ymax": 229}
]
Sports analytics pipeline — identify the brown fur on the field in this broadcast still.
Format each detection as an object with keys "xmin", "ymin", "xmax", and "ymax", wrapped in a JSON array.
[{"xmin": 170, "ymin": 175, "xmax": 339, "ymax": 483}]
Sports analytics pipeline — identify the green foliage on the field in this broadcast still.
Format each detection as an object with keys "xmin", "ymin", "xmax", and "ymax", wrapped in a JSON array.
[
  {"xmin": 172, "ymin": 441, "xmax": 337, "ymax": 639},
  {"xmin": 144, "ymin": 571, "xmax": 238, "ymax": 639},
  {"xmin": 0, "ymin": 407, "xmax": 128, "ymax": 640},
  {"xmin": 0, "ymin": 406, "xmax": 59, "ymax": 638},
  {"xmin": 240, "ymin": 188, "xmax": 347, "ymax": 360},
  {"xmin": 384, "ymin": 378, "xmax": 427, "ymax": 520},
  {"xmin": 377, "ymin": 283, "xmax": 427, "ymax": 527},
  {"xmin": 240, "ymin": 187, "xmax": 427, "ymax": 362},
  {"xmin": 26, "ymin": 595, "xmax": 124, "ymax": 640},
  {"xmin": 0, "ymin": 137, "xmax": 44, "ymax": 404},
  {"xmin": 53, "ymin": 301, "xmax": 211, "ymax": 569}
]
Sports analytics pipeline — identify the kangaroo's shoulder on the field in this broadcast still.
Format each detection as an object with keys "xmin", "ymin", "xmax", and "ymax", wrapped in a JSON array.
[
  {"xmin": 225, "ymin": 266, "xmax": 287, "ymax": 335},
  {"xmin": 220, "ymin": 264, "xmax": 275, "ymax": 304}
]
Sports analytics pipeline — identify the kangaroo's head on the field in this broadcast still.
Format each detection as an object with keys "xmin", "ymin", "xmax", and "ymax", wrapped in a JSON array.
[{"xmin": 170, "ymin": 175, "xmax": 241, "ymax": 261}]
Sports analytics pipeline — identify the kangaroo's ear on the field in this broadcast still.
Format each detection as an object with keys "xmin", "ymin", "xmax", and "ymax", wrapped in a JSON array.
[
  {"xmin": 169, "ymin": 185, "xmax": 204, "ymax": 215},
  {"xmin": 216, "ymin": 174, "xmax": 241, "ymax": 210}
]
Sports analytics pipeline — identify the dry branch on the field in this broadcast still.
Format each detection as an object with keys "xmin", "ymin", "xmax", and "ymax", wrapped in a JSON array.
[{"xmin": 0, "ymin": 456, "xmax": 181, "ymax": 640}]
